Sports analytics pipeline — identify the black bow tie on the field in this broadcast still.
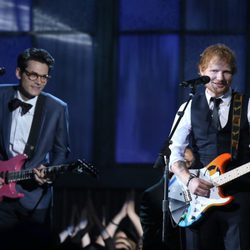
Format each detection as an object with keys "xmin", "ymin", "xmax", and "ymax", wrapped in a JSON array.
[{"xmin": 8, "ymin": 98, "xmax": 33, "ymax": 116}]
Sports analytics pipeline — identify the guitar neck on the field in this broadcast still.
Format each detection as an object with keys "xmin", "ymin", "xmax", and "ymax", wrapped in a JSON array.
[
  {"xmin": 213, "ymin": 162, "xmax": 250, "ymax": 186},
  {"xmin": 6, "ymin": 164, "xmax": 68, "ymax": 183}
]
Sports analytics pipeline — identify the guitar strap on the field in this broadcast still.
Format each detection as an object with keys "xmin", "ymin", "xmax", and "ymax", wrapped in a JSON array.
[
  {"xmin": 24, "ymin": 94, "xmax": 45, "ymax": 159},
  {"xmin": 231, "ymin": 92, "xmax": 243, "ymax": 160},
  {"xmin": 23, "ymin": 95, "xmax": 48, "ymax": 214}
]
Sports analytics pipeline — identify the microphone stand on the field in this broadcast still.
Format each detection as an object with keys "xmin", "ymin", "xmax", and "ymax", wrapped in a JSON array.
[{"xmin": 161, "ymin": 85, "xmax": 197, "ymax": 244}]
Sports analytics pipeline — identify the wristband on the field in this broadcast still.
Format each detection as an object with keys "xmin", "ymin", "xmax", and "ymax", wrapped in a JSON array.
[
  {"xmin": 186, "ymin": 173, "xmax": 196, "ymax": 187},
  {"xmin": 111, "ymin": 220, "xmax": 119, "ymax": 226}
]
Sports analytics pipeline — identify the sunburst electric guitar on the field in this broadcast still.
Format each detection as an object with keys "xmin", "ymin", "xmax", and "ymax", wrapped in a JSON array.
[
  {"xmin": 168, "ymin": 153, "xmax": 250, "ymax": 227},
  {"xmin": 0, "ymin": 154, "xmax": 98, "ymax": 202}
]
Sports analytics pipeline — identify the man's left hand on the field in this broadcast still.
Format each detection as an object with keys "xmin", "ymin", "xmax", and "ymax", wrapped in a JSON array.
[{"xmin": 33, "ymin": 165, "xmax": 51, "ymax": 185}]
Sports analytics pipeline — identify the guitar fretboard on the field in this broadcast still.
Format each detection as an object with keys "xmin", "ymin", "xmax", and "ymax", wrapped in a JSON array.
[
  {"xmin": 0, "ymin": 158, "xmax": 97, "ymax": 184},
  {"xmin": 212, "ymin": 162, "xmax": 250, "ymax": 186},
  {"xmin": 5, "ymin": 165, "xmax": 70, "ymax": 183},
  {"xmin": 7, "ymin": 169, "xmax": 34, "ymax": 182}
]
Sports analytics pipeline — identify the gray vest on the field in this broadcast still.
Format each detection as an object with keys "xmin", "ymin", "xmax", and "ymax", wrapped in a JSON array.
[{"xmin": 191, "ymin": 91, "xmax": 250, "ymax": 193}]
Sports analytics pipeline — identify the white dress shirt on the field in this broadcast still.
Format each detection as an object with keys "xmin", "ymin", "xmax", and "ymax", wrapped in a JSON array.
[
  {"xmin": 9, "ymin": 91, "xmax": 38, "ymax": 156},
  {"xmin": 169, "ymin": 88, "xmax": 250, "ymax": 170}
]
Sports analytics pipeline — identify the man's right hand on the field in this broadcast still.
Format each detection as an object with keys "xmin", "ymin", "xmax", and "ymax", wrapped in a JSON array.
[
  {"xmin": 188, "ymin": 177, "xmax": 213, "ymax": 197},
  {"xmin": 171, "ymin": 160, "xmax": 213, "ymax": 197}
]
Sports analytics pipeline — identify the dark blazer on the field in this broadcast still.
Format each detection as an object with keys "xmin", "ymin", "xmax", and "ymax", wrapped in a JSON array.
[
  {"xmin": 140, "ymin": 177, "xmax": 184, "ymax": 250},
  {"xmin": 0, "ymin": 84, "xmax": 70, "ymax": 209}
]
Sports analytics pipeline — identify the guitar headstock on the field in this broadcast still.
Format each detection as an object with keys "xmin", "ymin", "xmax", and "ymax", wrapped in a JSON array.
[{"xmin": 70, "ymin": 159, "xmax": 99, "ymax": 178}]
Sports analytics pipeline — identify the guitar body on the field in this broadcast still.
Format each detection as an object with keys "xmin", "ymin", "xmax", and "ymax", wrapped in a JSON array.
[
  {"xmin": 0, "ymin": 155, "xmax": 28, "ymax": 201},
  {"xmin": 168, "ymin": 153, "xmax": 233, "ymax": 227}
]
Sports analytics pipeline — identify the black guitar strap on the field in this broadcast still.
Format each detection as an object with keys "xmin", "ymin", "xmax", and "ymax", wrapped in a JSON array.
[
  {"xmin": 231, "ymin": 92, "xmax": 243, "ymax": 160},
  {"xmin": 24, "ymin": 94, "xmax": 49, "ymax": 214},
  {"xmin": 24, "ymin": 95, "xmax": 45, "ymax": 159}
]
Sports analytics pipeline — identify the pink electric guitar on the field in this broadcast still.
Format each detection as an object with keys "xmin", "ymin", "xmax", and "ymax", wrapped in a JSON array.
[{"xmin": 0, "ymin": 154, "xmax": 97, "ymax": 201}]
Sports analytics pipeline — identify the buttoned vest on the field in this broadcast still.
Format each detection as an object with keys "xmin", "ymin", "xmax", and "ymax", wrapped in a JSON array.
[{"xmin": 191, "ymin": 92, "xmax": 250, "ymax": 193}]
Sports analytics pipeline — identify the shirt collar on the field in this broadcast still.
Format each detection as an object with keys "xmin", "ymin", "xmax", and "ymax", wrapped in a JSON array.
[
  {"xmin": 16, "ymin": 91, "xmax": 38, "ymax": 114},
  {"xmin": 205, "ymin": 88, "xmax": 232, "ymax": 106}
]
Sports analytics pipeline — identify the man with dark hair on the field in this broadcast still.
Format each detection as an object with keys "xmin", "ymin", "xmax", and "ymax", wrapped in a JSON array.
[{"xmin": 0, "ymin": 48, "xmax": 70, "ymax": 231}]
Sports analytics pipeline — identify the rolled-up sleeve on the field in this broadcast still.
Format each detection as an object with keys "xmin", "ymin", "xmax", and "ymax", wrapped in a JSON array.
[{"xmin": 169, "ymin": 101, "xmax": 192, "ymax": 170}]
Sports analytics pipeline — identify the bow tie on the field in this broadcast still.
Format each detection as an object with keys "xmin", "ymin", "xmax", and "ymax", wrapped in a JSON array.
[{"xmin": 8, "ymin": 98, "xmax": 33, "ymax": 116}]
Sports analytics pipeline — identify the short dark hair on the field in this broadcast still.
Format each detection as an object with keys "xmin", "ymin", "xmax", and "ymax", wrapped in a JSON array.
[{"xmin": 17, "ymin": 48, "xmax": 55, "ymax": 72}]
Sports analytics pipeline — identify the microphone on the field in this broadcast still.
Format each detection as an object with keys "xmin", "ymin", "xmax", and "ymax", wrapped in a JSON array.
[
  {"xmin": 180, "ymin": 75, "xmax": 210, "ymax": 87},
  {"xmin": 0, "ymin": 67, "xmax": 6, "ymax": 76}
]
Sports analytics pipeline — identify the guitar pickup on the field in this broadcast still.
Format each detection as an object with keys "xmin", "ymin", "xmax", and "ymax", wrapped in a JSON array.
[{"xmin": 183, "ymin": 189, "xmax": 192, "ymax": 203}]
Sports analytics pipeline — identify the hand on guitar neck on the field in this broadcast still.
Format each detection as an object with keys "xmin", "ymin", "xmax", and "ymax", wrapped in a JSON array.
[
  {"xmin": 0, "ymin": 165, "xmax": 53, "ymax": 188},
  {"xmin": 33, "ymin": 165, "xmax": 53, "ymax": 185}
]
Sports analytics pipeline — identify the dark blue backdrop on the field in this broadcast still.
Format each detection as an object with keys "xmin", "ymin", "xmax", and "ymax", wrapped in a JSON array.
[{"xmin": 0, "ymin": 0, "xmax": 249, "ymax": 167}]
